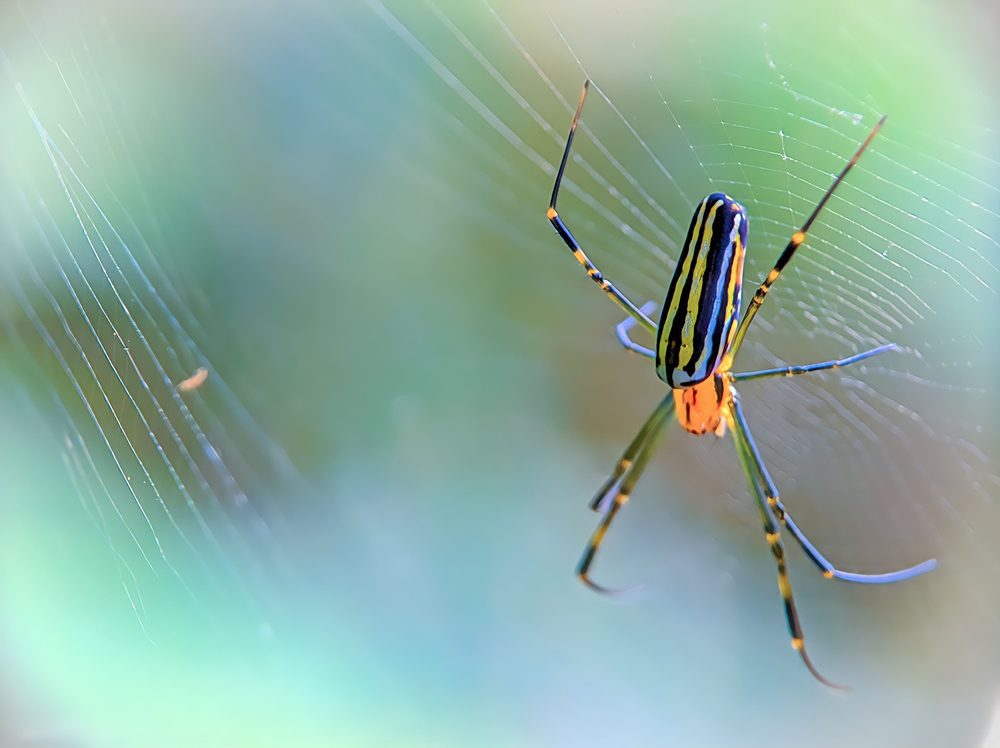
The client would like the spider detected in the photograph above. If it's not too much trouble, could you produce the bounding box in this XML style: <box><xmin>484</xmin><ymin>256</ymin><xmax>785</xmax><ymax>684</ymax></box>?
<box><xmin>546</xmin><ymin>80</ymin><xmax>937</xmax><ymax>689</ymax></box>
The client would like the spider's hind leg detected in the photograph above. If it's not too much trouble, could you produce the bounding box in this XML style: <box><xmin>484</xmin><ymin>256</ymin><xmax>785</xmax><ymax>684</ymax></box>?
<box><xmin>547</xmin><ymin>80</ymin><xmax>657</xmax><ymax>333</ymax></box>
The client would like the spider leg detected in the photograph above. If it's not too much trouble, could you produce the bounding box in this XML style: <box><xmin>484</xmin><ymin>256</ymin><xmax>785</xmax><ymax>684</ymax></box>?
<box><xmin>729</xmin><ymin>394</ymin><xmax>937</xmax><ymax>583</ymax></box>
<box><xmin>726</xmin><ymin>401</ymin><xmax>847</xmax><ymax>690</ymax></box>
<box><xmin>730</xmin><ymin>343</ymin><xmax>899</xmax><ymax>383</ymax></box>
<box><xmin>724</xmin><ymin>115</ymin><xmax>886</xmax><ymax>365</ymax></box>
<box><xmin>547</xmin><ymin>80</ymin><xmax>657</xmax><ymax>333</ymax></box>
<box><xmin>578</xmin><ymin>394</ymin><xmax>675</xmax><ymax>594</ymax></box>
<box><xmin>589</xmin><ymin>389</ymin><xmax>674</xmax><ymax>512</ymax></box>
<box><xmin>615</xmin><ymin>300</ymin><xmax>658</xmax><ymax>359</ymax></box>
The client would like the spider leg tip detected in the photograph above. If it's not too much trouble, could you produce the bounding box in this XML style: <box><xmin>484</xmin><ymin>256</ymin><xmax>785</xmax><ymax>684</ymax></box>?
<box><xmin>901</xmin><ymin>557</ymin><xmax>939</xmax><ymax>580</ymax></box>
<box><xmin>577</xmin><ymin>572</ymin><xmax>645</xmax><ymax>599</ymax></box>
<box><xmin>797</xmin><ymin>645</ymin><xmax>851</xmax><ymax>692</ymax></box>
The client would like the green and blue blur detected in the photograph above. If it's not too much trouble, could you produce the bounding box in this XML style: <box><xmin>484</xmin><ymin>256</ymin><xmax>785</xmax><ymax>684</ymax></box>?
<box><xmin>0</xmin><ymin>1</ymin><xmax>998</xmax><ymax>746</ymax></box>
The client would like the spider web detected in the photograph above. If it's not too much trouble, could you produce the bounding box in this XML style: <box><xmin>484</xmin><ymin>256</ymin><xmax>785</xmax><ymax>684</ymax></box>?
<box><xmin>0</xmin><ymin>9</ymin><xmax>306</xmax><ymax>641</ymax></box>
<box><xmin>360</xmin><ymin>0</ymin><xmax>1000</xmax><ymax>741</ymax></box>
<box><xmin>1</xmin><ymin>0</ymin><xmax>998</xmax><ymax>745</ymax></box>
<box><xmin>362</xmin><ymin>0</ymin><xmax>999</xmax><ymax>558</ymax></box>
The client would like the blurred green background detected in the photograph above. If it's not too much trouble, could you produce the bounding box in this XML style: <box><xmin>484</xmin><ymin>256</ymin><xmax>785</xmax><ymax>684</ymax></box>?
<box><xmin>0</xmin><ymin>0</ymin><xmax>998</xmax><ymax>746</ymax></box>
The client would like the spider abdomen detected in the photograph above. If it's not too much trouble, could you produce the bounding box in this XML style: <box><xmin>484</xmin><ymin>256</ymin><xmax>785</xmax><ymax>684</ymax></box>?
<box><xmin>656</xmin><ymin>193</ymin><xmax>747</xmax><ymax>387</ymax></box>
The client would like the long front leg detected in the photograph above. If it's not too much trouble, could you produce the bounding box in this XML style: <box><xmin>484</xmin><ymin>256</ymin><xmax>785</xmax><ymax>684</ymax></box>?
<box><xmin>578</xmin><ymin>394</ymin><xmax>675</xmax><ymax>593</ymax></box>
<box><xmin>729</xmin><ymin>395</ymin><xmax>937</xmax><ymax>584</ymax></box>
<box><xmin>548</xmin><ymin>80</ymin><xmax>656</xmax><ymax>333</ymax></box>
<box><xmin>589</xmin><ymin>390</ymin><xmax>674</xmax><ymax>511</ymax></box>
<box><xmin>727</xmin><ymin>404</ymin><xmax>846</xmax><ymax>690</ymax></box>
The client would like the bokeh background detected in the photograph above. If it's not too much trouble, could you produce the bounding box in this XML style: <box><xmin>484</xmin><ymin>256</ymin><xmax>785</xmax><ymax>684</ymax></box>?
<box><xmin>0</xmin><ymin>1</ymin><xmax>998</xmax><ymax>746</ymax></box>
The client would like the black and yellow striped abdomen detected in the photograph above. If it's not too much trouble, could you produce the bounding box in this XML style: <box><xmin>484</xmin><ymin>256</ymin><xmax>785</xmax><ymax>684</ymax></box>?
<box><xmin>656</xmin><ymin>193</ymin><xmax>748</xmax><ymax>388</ymax></box>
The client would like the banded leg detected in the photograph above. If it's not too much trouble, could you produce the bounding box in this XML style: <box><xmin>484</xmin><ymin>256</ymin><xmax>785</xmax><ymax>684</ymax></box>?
<box><xmin>578</xmin><ymin>394</ymin><xmax>675</xmax><ymax>593</ymax></box>
<box><xmin>589</xmin><ymin>391</ymin><xmax>675</xmax><ymax>512</ymax></box>
<box><xmin>730</xmin><ymin>343</ymin><xmax>899</xmax><ymax>384</ymax></box>
<box><xmin>548</xmin><ymin>80</ymin><xmax>657</xmax><ymax>333</ymax></box>
<box><xmin>729</xmin><ymin>394</ymin><xmax>937</xmax><ymax>583</ymax></box>
<box><xmin>728</xmin><ymin>405</ymin><xmax>846</xmax><ymax>690</ymax></box>
<box><xmin>724</xmin><ymin>115</ymin><xmax>887</xmax><ymax>365</ymax></box>
<box><xmin>615</xmin><ymin>300</ymin><xmax>658</xmax><ymax>359</ymax></box>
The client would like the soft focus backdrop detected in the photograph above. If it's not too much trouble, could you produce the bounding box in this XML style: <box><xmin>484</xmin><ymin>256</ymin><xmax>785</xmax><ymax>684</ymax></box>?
<box><xmin>1</xmin><ymin>1</ymin><xmax>998</xmax><ymax>746</ymax></box>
